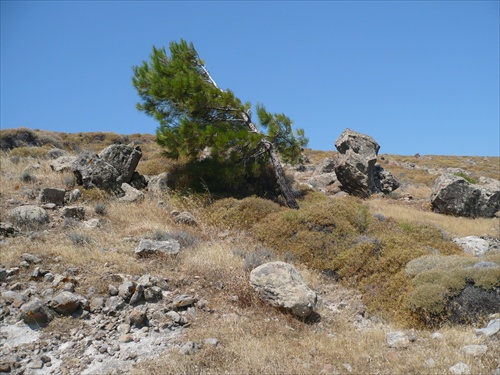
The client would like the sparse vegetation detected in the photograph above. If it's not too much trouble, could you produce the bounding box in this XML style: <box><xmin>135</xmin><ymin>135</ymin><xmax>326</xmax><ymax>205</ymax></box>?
<box><xmin>0</xmin><ymin>130</ymin><xmax>499</xmax><ymax>375</ymax></box>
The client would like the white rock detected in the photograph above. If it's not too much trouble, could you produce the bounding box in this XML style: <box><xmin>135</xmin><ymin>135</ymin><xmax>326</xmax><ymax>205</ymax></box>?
<box><xmin>386</xmin><ymin>331</ymin><xmax>410</xmax><ymax>349</ymax></box>
<box><xmin>462</xmin><ymin>344</ymin><xmax>488</xmax><ymax>356</ymax></box>
<box><xmin>424</xmin><ymin>358</ymin><xmax>435</xmax><ymax>368</ymax></box>
<box><xmin>475</xmin><ymin>319</ymin><xmax>500</xmax><ymax>337</ymax></box>
<box><xmin>453</xmin><ymin>236</ymin><xmax>489</xmax><ymax>256</ymax></box>
<box><xmin>250</xmin><ymin>261</ymin><xmax>317</xmax><ymax>318</ymax></box>
<box><xmin>449</xmin><ymin>362</ymin><xmax>471</xmax><ymax>375</ymax></box>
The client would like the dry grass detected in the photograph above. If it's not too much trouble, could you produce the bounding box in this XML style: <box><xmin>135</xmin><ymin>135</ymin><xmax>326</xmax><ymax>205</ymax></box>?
<box><xmin>1</xmin><ymin>131</ymin><xmax>499</xmax><ymax>375</ymax></box>
<box><xmin>367</xmin><ymin>198</ymin><xmax>500</xmax><ymax>238</ymax></box>
<box><xmin>133</xmin><ymin>287</ymin><xmax>499</xmax><ymax>375</ymax></box>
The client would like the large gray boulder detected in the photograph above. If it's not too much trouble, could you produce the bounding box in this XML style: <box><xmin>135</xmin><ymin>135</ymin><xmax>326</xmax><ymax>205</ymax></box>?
<box><xmin>249</xmin><ymin>261</ymin><xmax>317</xmax><ymax>318</ymax></box>
<box><xmin>71</xmin><ymin>150</ymin><xmax>122</xmax><ymax>192</ymax></box>
<box><xmin>8</xmin><ymin>205</ymin><xmax>49</xmax><ymax>226</ymax></box>
<box><xmin>71</xmin><ymin>144</ymin><xmax>143</xmax><ymax>194</ymax></box>
<box><xmin>334</xmin><ymin>129</ymin><xmax>398</xmax><ymax>197</ymax></box>
<box><xmin>98</xmin><ymin>144</ymin><xmax>142</xmax><ymax>184</ymax></box>
<box><xmin>430</xmin><ymin>174</ymin><xmax>500</xmax><ymax>218</ymax></box>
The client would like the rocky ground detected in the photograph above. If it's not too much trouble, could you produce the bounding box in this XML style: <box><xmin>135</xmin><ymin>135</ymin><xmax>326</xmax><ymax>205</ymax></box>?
<box><xmin>1</xmin><ymin>129</ymin><xmax>499</xmax><ymax>374</ymax></box>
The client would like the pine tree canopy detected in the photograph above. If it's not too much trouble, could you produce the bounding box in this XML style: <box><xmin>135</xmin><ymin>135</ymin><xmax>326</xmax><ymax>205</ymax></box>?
<box><xmin>132</xmin><ymin>39</ymin><xmax>308</xmax><ymax>207</ymax></box>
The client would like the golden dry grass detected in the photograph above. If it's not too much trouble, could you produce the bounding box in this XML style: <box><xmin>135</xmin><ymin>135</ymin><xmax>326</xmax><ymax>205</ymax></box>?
<box><xmin>1</xmin><ymin>132</ymin><xmax>499</xmax><ymax>375</ymax></box>
<box><xmin>367</xmin><ymin>198</ymin><xmax>500</xmax><ymax>238</ymax></box>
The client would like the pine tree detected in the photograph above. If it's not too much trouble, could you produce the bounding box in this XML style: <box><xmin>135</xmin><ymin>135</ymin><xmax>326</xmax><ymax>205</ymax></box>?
<box><xmin>132</xmin><ymin>39</ymin><xmax>308</xmax><ymax>208</ymax></box>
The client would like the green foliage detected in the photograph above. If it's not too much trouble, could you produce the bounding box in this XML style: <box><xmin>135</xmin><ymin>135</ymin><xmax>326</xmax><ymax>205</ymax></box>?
<box><xmin>454</xmin><ymin>172</ymin><xmax>478</xmax><ymax>184</ymax></box>
<box><xmin>246</xmin><ymin>193</ymin><xmax>466</xmax><ymax>325</ymax></box>
<box><xmin>132</xmin><ymin>39</ymin><xmax>307</xmax><ymax>196</ymax></box>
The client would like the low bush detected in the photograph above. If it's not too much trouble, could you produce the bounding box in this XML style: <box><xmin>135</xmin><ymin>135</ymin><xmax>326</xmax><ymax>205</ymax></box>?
<box><xmin>407</xmin><ymin>253</ymin><xmax>500</xmax><ymax>325</ymax></box>
<box><xmin>208</xmin><ymin>196</ymin><xmax>284</xmax><ymax>231</ymax></box>
<box><xmin>67</xmin><ymin>231</ymin><xmax>93</xmax><ymax>247</ymax></box>
<box><xmin>250</xmin><ymin>192</ymin><xmax>464</xmax><ymax>326</ymax></box>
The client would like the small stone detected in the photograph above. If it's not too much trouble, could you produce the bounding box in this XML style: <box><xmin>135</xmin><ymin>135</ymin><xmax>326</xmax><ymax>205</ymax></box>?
<box><xmin>20</xmin><ymin>298</ymin><xmax>54</xmax><ymax>325</ymax></box>
<box><xmin>108</xmin><ymin>284</ymin><xmax>119</xmax><ymax>296</ymax></box>
<box><xmin>449</xmin><ymin>362</ymin><xmax>471</xmax><ymax>375</ymax></box>
<box><xmin>44</xmin><ymin>273</ymin><xmax>55</xmax><ymax>282</ymax></box>
<box><xmin>173</xmin><ymin>294</ymin><xmax>195</xmax><ymax>309</ymax></box>
<box><xmin>28</xmin><ymin>359</ymin><xmax>44</xmax><ymax>369</ymax></box>
<box><xmin>105</xmin><ymin>296</ymin><xmax>126</xmax><ymax>312</ymax></box>
<box><xmin>204</xmin><ymin>338</ymin><xmax>219</xmax><ymax>346</ymax></box>
<box><xmin>129</xmin><ymin>284</ymin><xmax>144</xmax><ymax>305</ymax></box>
<box><xmin>98</xmin><ymin>345</ymin><xmax>108</xmax><ymax>354</ymax></box>
<box><xmin>144</xmin><ymin>286</ymin><xmax>162</xmax><ymax>302</ymax></box>
<box><xmin>179</xmin><ymin>341</ymin><xmax>200</xmax><ymax>355</ymax></box>
<box><xmin>462</xmin><ymin>344</ymin><xmax>488</xmax><ymax>356</ymax></box>
<box><xmin>135</xmin><ymin>239</ymin><xmax>180</xmax><ymax>257</ymax></box>
<box><xmin>127</xmin><ymin>352</ymin><xmax>137</xmax><ymax>360</ymax></box>
<box><xmin>117</xmin><ymin>323</ymin><xmax>130</xmax><ymax>334</ymax></box>
<box><xmin>475</xmin><ymin>319</ymin><xmax>500</xmax><ymax>337</ymax></box>
<box><xmin>137</xmin><ymin>274</ymin><xmax>152</xmax><ymax>286</ymax></box>
<box><xmin>50</xmin><ymin>291</ymin><xmax>82</xmax><ymax>315</ymax></box>
<box><xmin>128</xmin><ymin>307</ymin><xmax>147</xmax><ymax>327</ymax></box>
<box><xmin>61</xmin><ymin>206</ymin><xmax>85</xmax><ymax>221</ymax></box>
<box><xmin>431</xmin><ymin>332</ymin><xmax>444</xmax><ymax>340</ymax></box>
<box><xmin>21</xmin><ymin>253</ymin><xmax>42</xmax><ymax>264</ymax></box>
<box><xmin>118</xmin><ymin>334</ymin><xmax>133</xmax><ymax>343</ymax></box>
<box><xmin>166</xmin><ymin>310</ymin><xmax>181</xmax><ymax>323</ymax></box>
<box><xmin>386</xmin><ymin>331</ymin><xmax>410</xmax><ymax>349</ymax></box>
<box><xmin>424</xmin><ymin>358</ymin><xmax>435</xmax><ymax>368</ymax></box>
<box><xmin>89</xmin><ymin>296</ymin><xmax>106</xmax><ymax>312</ymax></box>
<box><xmin>173</xmin><ymin>212</ymin><xmax>197</xmax><ymax>226</ymax></box>
<box><xmin>118</xmin><ymin>281</ymin><xmax>136</xmax><ymax>301</ymax></box>
<box><xmin>62</xmin><ymin>282</ymin><xmax>75</xmax><ymax>292</ymax></box>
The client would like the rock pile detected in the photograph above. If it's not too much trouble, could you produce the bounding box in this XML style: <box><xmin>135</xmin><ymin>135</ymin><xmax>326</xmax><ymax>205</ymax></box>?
<box><xmin>0</xmin><ymin>255</ymin><xmax>203</xmax><ymax>374</ymax></box>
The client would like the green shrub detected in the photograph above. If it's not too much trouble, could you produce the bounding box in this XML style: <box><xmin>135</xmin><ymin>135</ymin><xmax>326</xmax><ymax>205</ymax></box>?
<box><xmin>454</xmin><ymin>172</ymin><xmax>478</xmax><ymax>184</ymax></box>
<box><xmin>208</xmin><ymin>196</ymin><xmax>283</xmax><ymax>230</ymax></box>
<box><xmin>252</xmin><ymin>194</ymin><xmax>464</xmax><ymax>326</ymax></box>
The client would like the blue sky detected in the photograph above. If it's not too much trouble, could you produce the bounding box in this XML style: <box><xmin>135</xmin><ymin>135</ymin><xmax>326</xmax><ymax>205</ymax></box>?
<box><xmin>1</xmin><ymin>1</ymin><xmax>499</xmax><ymax>156</ymax></box>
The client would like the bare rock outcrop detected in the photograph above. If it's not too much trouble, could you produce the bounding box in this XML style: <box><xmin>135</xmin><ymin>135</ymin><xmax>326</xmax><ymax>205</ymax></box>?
<box><xmin>430</xmin><ymin>174</ymin><xmax>500</xmax><ymax>218</ymax></box>
<box><xmin>334</xmin><ymin>129</ymin><xmax>399</xmax><ymax>197</ymax></box>
<box><xmin>71</xmin><ymin>144</ymin><xmax>144</xmax><ymax>194</ymax></box>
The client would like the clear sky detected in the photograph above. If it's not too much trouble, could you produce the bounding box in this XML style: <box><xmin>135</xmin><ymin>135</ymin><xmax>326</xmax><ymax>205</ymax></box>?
<box><xmin>1</xmin><ymin>1</ymin><xmax>499</xmax><ymax>156</ymax></box>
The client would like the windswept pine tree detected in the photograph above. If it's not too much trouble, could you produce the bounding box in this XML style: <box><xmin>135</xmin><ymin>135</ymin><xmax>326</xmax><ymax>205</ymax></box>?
<box><xmin>132</xmin><ymin>40</ymin><xmax>307</xmax><ymax>208</ymax></box>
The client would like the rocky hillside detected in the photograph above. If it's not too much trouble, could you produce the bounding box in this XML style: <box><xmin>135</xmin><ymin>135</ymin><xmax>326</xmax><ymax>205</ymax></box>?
<box><xmin>0</xmin><ymin>128</ymin><xmax>499</xmax><ymax>375</ymax></box>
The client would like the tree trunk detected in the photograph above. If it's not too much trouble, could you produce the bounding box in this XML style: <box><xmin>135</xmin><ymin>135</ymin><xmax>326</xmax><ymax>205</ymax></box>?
<box><xmin>261</xmin><ymin>140</ymin><xmax>299</xmax><ymax>209</ymax></box>
<box><xmin>202</xmin><ymin>68</ymin><xmax>299</xmax><ymax>210</ymax></box>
